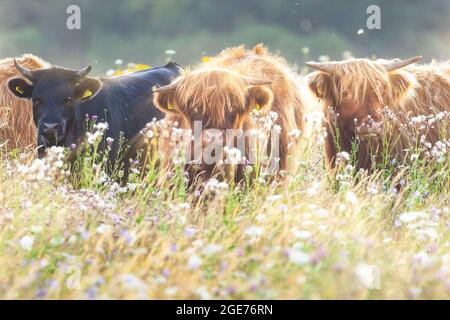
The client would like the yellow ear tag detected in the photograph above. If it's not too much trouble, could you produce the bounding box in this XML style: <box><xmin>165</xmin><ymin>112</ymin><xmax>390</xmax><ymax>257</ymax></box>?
<box><xmin>255</xmin><ymin>103</ymin><xmax>261</xmax><ymax>111</ymax></box>
<box><xmin>82</xmin><ymin>89</ymin><xmax>93</xmax><ymax>99</ymax></box>
<box><xmin>168</xmin><ymin>103</ymin><xmax>175</xmax><ymax>110</ymax></box>
<box><xmin>16</xmin><ymin>86</ymin><xmax>24</xmax><ymax>95</ymax></box>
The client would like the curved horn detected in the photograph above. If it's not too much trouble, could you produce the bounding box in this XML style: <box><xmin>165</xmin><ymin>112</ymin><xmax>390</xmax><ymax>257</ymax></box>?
<box><xmin>240</xmin><ymin>75</ymin><xmax>273</xmax><ymax>86</ymax></box>
<box><xmin>383</xmin><ymin>56</ymin><xmax>422</xmax><ymax>72</ymax></box>
<box><xmin>153</xmin><ymin>82</ymin><xmax>178</xmax><ymax>93</ymax></box>
<box><xmin>74</xmin><ymin>65</ymin><xmax>92</xmax><ymax>79</ymax></box>
<box><xmin>306</xmin><ymin>61</ymin><xmax>336</xmax><ymax>74</ymax></box>
<box><xmin>14</xmin><ymin>58</ymin><xmax>35</xmax><ymax>81</ymax></box>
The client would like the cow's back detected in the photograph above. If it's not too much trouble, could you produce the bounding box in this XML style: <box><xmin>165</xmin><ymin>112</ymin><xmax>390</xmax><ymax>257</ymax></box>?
<box><xmin>73</xmin><ymin>63</ymin><xmax>181</xmax><ymax>156</ymax></box>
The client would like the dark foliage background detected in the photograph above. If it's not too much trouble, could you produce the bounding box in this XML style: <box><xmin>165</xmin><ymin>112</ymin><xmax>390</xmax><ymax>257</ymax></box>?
<box><xmin>1</xmin><ymin>0</ymin><xmax>448</xmax><ymax>72</ymax></box>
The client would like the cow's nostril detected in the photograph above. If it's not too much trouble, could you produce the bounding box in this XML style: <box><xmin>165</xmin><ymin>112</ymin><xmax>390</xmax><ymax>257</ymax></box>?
<box><xmin>42</xmin><ymin>122</ymin><xmax>59</xmax><ymax>135</ymax></box>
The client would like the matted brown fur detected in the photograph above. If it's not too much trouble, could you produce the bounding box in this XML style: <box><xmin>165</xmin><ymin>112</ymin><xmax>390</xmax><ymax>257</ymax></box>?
<box><xmin>153</xmin><ymin>44</ymin><xmax>305</xmax><ymax>182</ymax></box>
<box><xmin>307</xmin><ymin>58</ymin><xmax>449</xmax><ymax>170</ymax></box>
<box><xmin>0</xmin><ymin>54</ymin><xmax>48</xmax><ymax>149</ymax></box>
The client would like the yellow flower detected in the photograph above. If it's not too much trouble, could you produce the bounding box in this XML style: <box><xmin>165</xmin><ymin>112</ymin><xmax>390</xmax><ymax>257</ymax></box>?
<box><xmin>201</xmin><ymin>56</ymin><xmax>211</xmax><ymax>63</ymax></box>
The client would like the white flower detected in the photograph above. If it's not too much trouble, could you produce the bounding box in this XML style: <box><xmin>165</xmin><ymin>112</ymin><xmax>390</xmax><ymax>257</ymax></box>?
<box><xmin>202</xmin><ymin>244</ymin><xmax>223</xmax><ymax>256</ymax></box>
<box><xmin>204</xmin><ymin>179</ymin><xmax>228</xmax><ymax>193</ymax></box>
<box><xmin>96</xmin><ymin>224</ymin><xmax>112</xmax><ymax>234</ymax></box>
<box><xmin>20</xmin><ymin>235</ymin><xmax>34</xmax><ymax>251</ymax></box>
<box><xmin>416</xmin><ymin>228</ymin><xmax>438</xmax><ymax>241</ymax></box>
<box><xmin>354</xmin><ymin>263</ymin><xmax>380</xmax><ymax>289</ymax></box>
<box><xmin>115</xmin><ymin>59</ymin><xmax>123</xmax><ymax>66</ymax></box>
<box><xmin>164</xmin><ymin>286</ymin><xmax>179</xmax><ymax>296</ymax></box>
<box><xmin>30</xmin><ymin>225</ymin><xmax>43</xmax><ymax>234</ymax></box>
<box><xmin>336</xmin><ymin>151</ymin><xmax>351</xmax><ymax>162</ymax></box>
<box><xmin>346</xmin><ymin>191</ymin><xmax>358</xmax><ymax>204</ymax></box>
<box><xmin>292</xmin><ymin>229</ymin><xmax>312</xmax><ymax>240</ymax></box>
<box><xmin>194</xmin><ymin>287</ymin><xmax>211</xmax><ymax>300</ymax></box>
<box><xmin>224</xmin><ymin>146</ymin><xmax>242</xmax><ymax>164</ymax></box>
<box><xmin>288</xmin><ymin>249</ymin><xmax>310</xmax><ymax>265</ymax></box>
<box><xmin>314</xmin><ymin>208</ymin><xmax>329</xmax><ymax>218</ymax></box>
<box><xmin>121</xmin><ymin>274</ymin><xmax>148</xmax><ymax>291</ymax></box>
<box><xmin>188</xmin><ymin>255</ymin><xmax>202</xmax><ymax>270</ymax></box>
<box><xmin>184</xmin><ymin>227</ymin><xmax>197</xmax><ymax>237</ymax></box>
<box><xmin>244</xmin><ymin>226</ymin><xmax>264</xmax><ymax>237</ymax></box>
<box><xmin>266</xmin><ymin>194</ymin><xmax>282</xmax><ymax>202</ymax></box>
<box><xmin>398</xmin><ymin>211</ymin><xmax>427</xmax><ymax>223</ymax></box>
<box><xmin>106</xmin><ymin>69</ymin><xmax>115</xmax><ymax>77</ymax></box>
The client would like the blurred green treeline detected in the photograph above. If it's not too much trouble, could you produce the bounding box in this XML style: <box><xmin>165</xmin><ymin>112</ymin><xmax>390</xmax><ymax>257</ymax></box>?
<box><xmin>0</xmin><ymin>0</ymin><xmax>449</xmax><ymax>73</ymax></box>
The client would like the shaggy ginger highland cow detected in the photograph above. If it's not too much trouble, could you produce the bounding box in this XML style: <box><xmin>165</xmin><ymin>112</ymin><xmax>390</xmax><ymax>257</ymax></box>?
<box><xmin>306</xmin><ymin>56</ymin><xmax>450</xmax><ymax>171</ymax></box>
<box><xmin>150</xmin><ymin>44</ymin><xmax>305</xmax><ymax>184</ymax></box>
<box><xmin>0</xmin><ymin>54</ymin><xmax>48</xmax><ymax>149</ymax></box>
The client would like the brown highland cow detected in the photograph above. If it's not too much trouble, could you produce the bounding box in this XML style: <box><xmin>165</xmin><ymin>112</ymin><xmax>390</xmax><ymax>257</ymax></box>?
<box><xmin>144</xmin><ymin>44</ymin><xmax>305</xmax><ymax>184</ymax></box>
<box><xmin>0</xmin><ymin>54</ymin><xmax>48</xmax><ymax>149</ymax></box>
<box><xmin>306</xmin><ymin>57</ymin><xmax>450</xmax><ymax>171</ymax></box>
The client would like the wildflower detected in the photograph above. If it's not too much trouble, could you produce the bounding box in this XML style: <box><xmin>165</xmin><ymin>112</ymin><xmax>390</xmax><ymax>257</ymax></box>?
<box><xmin>115</xmin><ymin>59</ymin><xmax>123</xmax><ymax>66</ymax></box>
<box><xmin>194</xmin><ymin>287</ymin><xmax>211</xmax><ymax>300</ymax></box>
<box><xmin>184</xmin><ymin>227</ymin><xmax>197</xmax><ymax>237</ymax></box>
<box><xmin>336</xmin><ymin>151</ymin><xmax>351</xmax><ymax>162</ymax></box>
<box><xmin>188</xmin><ymin>255</ymin><xmax>202</xmax><ymax>270</ymax></box>
<box><xmin>244</xmin><ymin>226</ymin><xmax>264</xmax><ymax>237</ymax></box>
<box><xmin>202</xmin><ymin>244</ymin><xmax>223</xmax><ymax>256</ymax></box>
<box><xmin>164</xmin><ymin>287</ymin><xmax>178</xmax><ymax>296</ymax></box>
<box><xmin>224</xmin><ymin>146</ymin><xmax>242</xmax><ymax>164</ymax></box>
<box><xmin>266</xmin><ymin>194</ymin><xmax>282</xmax><ymax>202</ymax></box>
<box><xmin>288</xmin><ymin>249</ymin><xmax>311</xmax><ymax>265</ymax></box>
<box><xmin>204</xmin><ymin>179</ymin><xmax>228</xmax><ymax>194</ymax></box>
<box><xmin>354</xmin><ymin>263</ymin><xmax>380</xmax><ymax>289</ymax></box>
<box><xmin>292</xmin><ymin>228</ymin><xmax>312</xmax><ymax>240</ymax></box>
<box><xmin>106</xmin><ymin>137</ymin><xmax>114</xmax><ymax>146</ymax></box>
<box><xmin>346</xmin><ymin>191</ymin><xmax>358</xmax><ymax>204</ymax></box>
<box><xmin>30</xmin><ymin>225</ymin><xmax>43</xmax><ymax>234</ymax></box>
<box><xmin>20</xmin><ymin>235</ymin><xmax>34</xmax><ymax>251</ymax></box>
<box><xmin>367</xmin><ymin>184</ymin><xmax>379</xmax><ymax>195</ymax></box>
<box><xmin>255</xmin><ymin>214</ymin><xmax>266</xmax><ymax>222</ymax></box>
<box><xmin>314</xmin><ymin>208</ymin><xmax>329</xmax><ymax>218</ymax></box>
<box><xmin>96</xmin><ymin>224</ymin><xmax>112</xmax><ymax>234</ymax></box>
<box><xmin>121</xmin><ymin>274</ymin><xmax>148</xmax><ymax>292</ymax></box>
<box><xmin>398</xmin><ymin>211</ymin><xmax>427</xmax><ymax>223</ymax></box>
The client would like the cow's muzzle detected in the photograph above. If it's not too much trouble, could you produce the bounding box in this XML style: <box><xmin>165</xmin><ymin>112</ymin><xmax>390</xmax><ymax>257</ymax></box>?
<box><xmin>356</xmin><ymin>120</ymin><xmax>384</xmax><ymax>140</ymax></box>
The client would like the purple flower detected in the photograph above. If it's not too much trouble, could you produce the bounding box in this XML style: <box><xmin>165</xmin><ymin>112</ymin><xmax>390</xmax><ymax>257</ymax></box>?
<box><xmin>162</xmin><ymin>268</ymin><xmax>170</xmax><ymax>278</ymax></box>
<box><xmin>36</xmin><ymin>289</ymin><xmax>47</xmax><ymax>299</ymax></box>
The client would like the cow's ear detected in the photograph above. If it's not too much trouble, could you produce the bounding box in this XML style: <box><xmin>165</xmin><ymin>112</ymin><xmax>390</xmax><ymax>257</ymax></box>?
<box><xmin>75</xmin><ymin>77</ymin><xmax>102</xmax><ymax>101</ymax></box>
<box><xmin>308</xmin><ymin>72</ymin><xmax>333</xmax><ymax>100</ymax></box>
<box><xmin>7</xmin><ymin>78</ymin><xmax>33</xmax><ymax>99</ymax></box>
<box><xmin>153</xmin><ymin>88</ymin><xmax>179</xmax><ymax>114</ymax></box>
<box><xmin>388</xmin><ymin>71</ymin><xmax>417</xmax><ymax>104</ymax></box>
<box><xmin>245</xmin><ymin>85</ymin><xmax>273</xmax><ymax>112</ymax></box>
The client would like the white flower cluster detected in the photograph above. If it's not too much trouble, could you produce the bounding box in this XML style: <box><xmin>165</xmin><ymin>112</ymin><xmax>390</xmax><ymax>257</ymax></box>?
<box><xmin>17</xmin><ymin>146</ymin><xmax>67</xmax><ymax>185</ymax></box>
<box><xmin>86</xmin><ymin>122</ymin><xmax>109</xmax><ymax>145</ymax></box>
<box><xmin>203</xmin><ymin>178</ymin><xmax>228</xmax><ymax>194</ymax></box>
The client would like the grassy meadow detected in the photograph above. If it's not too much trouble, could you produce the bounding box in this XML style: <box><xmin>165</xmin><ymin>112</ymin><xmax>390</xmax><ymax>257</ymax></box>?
<box><xmin>0</xmin><ymin>61</ymin><xmax>449</xmax><ymax>300</ymax></box>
